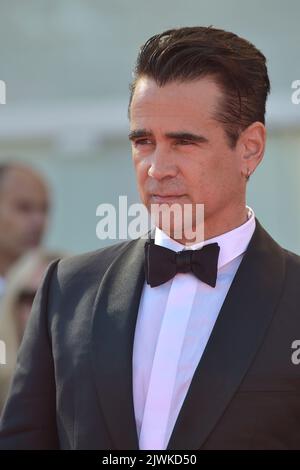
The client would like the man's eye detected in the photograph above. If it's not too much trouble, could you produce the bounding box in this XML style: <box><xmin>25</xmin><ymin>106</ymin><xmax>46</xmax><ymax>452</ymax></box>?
<box><xmin>176</xmin><ymin>139</ymin><xmax>194</xmax><ymax>146</ymax></box>
<box><xmin>134</xmin><ymin>139</ymin><xmax>153</xmax><ymax>146</ymax></box>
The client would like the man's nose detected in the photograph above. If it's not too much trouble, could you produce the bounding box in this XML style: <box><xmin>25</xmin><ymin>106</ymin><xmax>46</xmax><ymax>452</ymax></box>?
<box><xmin>147</xmin><ymin>145</ymin><xmax>178</xmax><ymax>180</ymax></box>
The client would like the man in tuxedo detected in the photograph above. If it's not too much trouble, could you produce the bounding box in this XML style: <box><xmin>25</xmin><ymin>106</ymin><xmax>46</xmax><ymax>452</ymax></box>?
<box><xmin>1</xmin><ymin>26</ymin><xmax>300</xmax><ymax>450</ymax></box>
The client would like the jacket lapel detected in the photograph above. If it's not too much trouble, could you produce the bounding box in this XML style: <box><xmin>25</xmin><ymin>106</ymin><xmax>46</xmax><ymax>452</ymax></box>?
<box><xmin>90</xmin><ymin>235</ymin><xmax>148</xmax><ymax>450</ymax></box>
<box><xmin>167</xmin><ymin>219</ymin><xmax>286</xmax><ymax>449</ymax></box>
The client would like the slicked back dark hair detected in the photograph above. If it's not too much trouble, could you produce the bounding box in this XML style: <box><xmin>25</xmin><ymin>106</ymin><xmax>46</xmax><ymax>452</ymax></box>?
<box><xmin>129</xmin><ymin>26</ymin><xmax>270</xmax><ymax>148</ymax></box>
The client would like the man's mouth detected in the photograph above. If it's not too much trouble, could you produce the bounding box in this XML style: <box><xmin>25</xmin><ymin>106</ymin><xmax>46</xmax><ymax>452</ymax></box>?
<box><xmin>150</xmin><ymin>194</ymin><xmax>186</xmax><ymax>203</ymax></box>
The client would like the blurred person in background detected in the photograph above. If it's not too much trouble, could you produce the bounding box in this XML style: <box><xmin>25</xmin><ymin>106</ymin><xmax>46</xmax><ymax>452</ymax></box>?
<box><xmin>0</xmin><ymin>163</ymin><xmax>50</xmax><ymax>300</ymax></box>
<box><xmin>0</xmin><ymin>249</ymin><xmax>64</xmax><ymax>414</ymax></box>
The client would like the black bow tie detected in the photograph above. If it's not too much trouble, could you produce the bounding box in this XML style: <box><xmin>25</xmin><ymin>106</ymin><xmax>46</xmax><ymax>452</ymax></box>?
<box><xmin>144</xmin><ymin>241</ymin><xmax>220</xmax><ymax>288</ymax></box>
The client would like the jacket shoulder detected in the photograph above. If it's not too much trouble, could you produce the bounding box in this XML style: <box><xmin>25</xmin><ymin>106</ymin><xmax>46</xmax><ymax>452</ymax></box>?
<box><xmin>50</xmin><ymin>239</ymin><xmax>134</xmax><ymax>289</ymax></box>
<box><xmin>283</xmin><ymin>247</ymin><xmax>300</xmax><ymax>262</ymax></box>
<box><xmin>283</xmin><ymin>247</ymin><xmax>300</xmax><ymax>273</ymax></box>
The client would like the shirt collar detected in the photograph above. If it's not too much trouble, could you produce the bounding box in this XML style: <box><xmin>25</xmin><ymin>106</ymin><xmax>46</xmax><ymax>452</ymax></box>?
<box><xmin>154</xmin><ymin>206</ymin><xmax>256</xmax><ymax>269</ymax></box>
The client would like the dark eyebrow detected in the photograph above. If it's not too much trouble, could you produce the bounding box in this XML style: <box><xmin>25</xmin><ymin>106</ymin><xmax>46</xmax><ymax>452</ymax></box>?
<box><xmin>128</xmin><ymin>129</ymin><xmax>152</xmax><ymax>141</ymax></box>
<box><xmin>128</xmin><ymin>129</ymin><xmax>208</xmax><ymax>143</ymax></box>
<box><xmin>165</xmin><ymin>132</ymin><xmax>209</xmax><ymax>143</ymax></box>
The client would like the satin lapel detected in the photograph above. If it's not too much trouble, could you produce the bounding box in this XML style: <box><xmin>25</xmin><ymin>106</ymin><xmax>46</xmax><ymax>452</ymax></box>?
<box><xmin>90</xmin><ymin>235</ymin><xmax>148</xmax><ymax>450</ymax></box>
<box><xmin>167</xmin><ymin>220</ymin><xmax>286</xmax><ymax>450</ymax></box>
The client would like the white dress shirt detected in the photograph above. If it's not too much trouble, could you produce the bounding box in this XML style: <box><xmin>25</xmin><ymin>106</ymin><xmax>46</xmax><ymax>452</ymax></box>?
<box><xmin>132</xmin><ymin>206</ymin><xmax>256</xmax><ymax>450</ymax></box>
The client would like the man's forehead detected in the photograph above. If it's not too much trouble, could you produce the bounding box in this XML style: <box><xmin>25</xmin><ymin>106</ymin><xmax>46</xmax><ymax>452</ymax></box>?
<box><xmin>130</xmin><ymin>76</ymin><xmax>222</xmax><ymax>124</ymax></box>
<box><xmin>0</xmin><ymin>170</ymin><xmax>48</xmax><ymax>200</ymax></box>
<box><xmin>132</xmin><ymin>76</ymin><xmax>222</xmax><ymax>101</ymax></box>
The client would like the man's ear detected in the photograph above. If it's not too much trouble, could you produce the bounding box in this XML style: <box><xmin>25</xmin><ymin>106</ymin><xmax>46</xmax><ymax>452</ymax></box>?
<box><xmin>238</xmin><ymin>122</ymin><xmax>266</xmax><ymax>179</ymax></box>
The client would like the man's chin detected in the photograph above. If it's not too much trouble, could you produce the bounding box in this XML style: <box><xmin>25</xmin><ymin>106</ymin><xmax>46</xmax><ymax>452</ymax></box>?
<box><xmin>146</xmin><ymin>199</ymin><xmax>204</xmax><ymax>242</ymax></box>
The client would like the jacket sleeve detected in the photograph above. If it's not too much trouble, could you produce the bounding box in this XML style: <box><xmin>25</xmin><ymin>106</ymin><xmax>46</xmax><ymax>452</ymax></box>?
<box><xmin>0</xmin><ymin>259</ymin><xmax>60</xmax><ymax>449</ymax></box>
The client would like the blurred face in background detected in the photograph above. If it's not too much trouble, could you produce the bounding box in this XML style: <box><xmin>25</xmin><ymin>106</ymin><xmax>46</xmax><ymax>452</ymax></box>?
<box><xmin>0</xmin><ymin>167</ymin><xmax>49</xmax><ymax>263</ymax></box>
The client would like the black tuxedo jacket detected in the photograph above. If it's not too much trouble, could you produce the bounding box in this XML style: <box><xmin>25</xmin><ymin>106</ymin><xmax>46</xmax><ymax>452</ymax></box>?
<box><xmin>1</xmin><ymin>218</ymin><xmax>300</xmax><ymax>450</ymax></box>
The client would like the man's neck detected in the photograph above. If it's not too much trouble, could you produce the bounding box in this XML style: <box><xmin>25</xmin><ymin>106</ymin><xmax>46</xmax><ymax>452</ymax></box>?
<box><xmin>203</xmin><ymin>205</ymin><xmax>250</xmax><ymax>242</ymax></box>
<box><xmin>164</xmin><ymin>204</ymin><xmax>249</xmax><ymax>246</ymax></box>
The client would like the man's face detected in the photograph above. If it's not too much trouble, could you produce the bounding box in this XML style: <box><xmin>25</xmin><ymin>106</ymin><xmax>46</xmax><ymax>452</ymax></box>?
<box><xmin>0</xmin><ymin>168</ymin><xmax>49</xmax><ymax>260</ymax></box>
<box><xmin>129</xmin><ymin>76</ymin><xmax>246</xmax><ymax>240</ymax></box>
